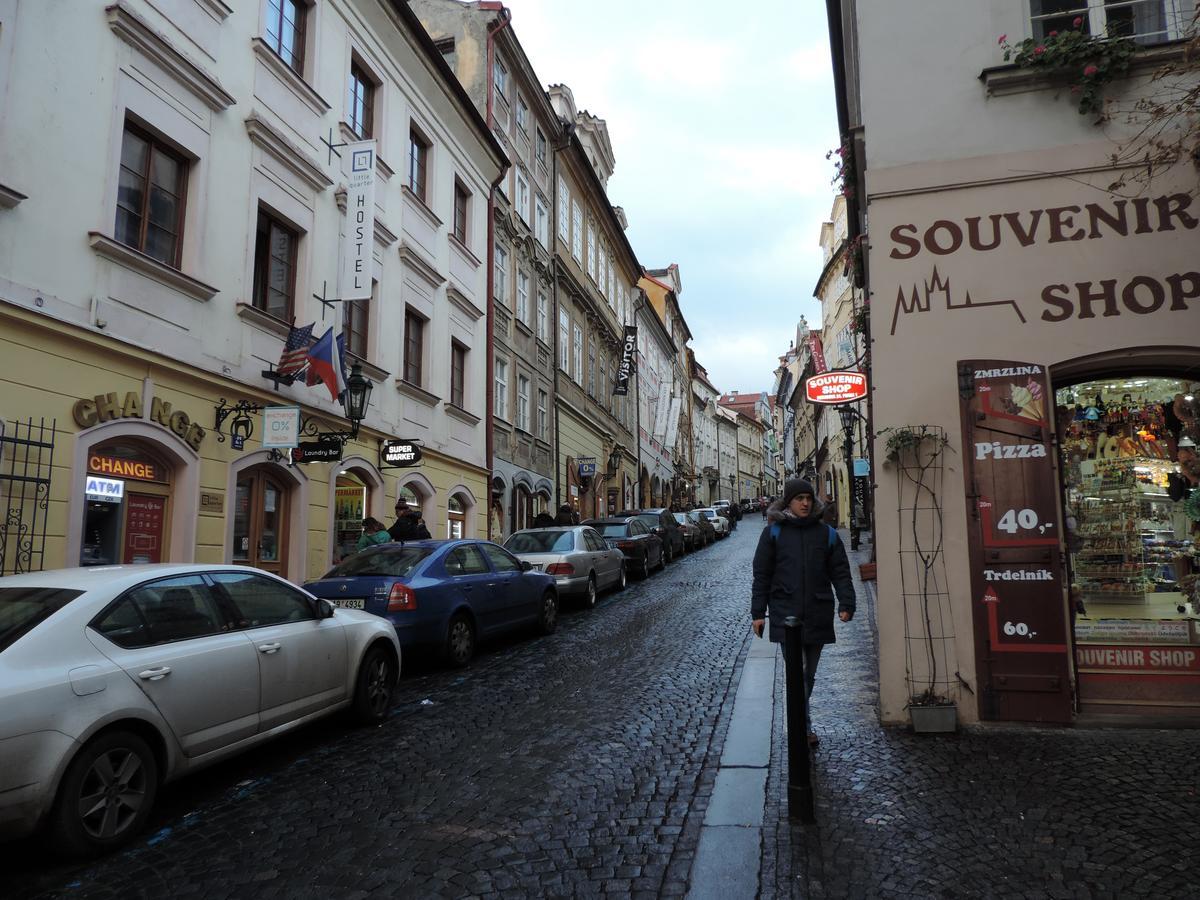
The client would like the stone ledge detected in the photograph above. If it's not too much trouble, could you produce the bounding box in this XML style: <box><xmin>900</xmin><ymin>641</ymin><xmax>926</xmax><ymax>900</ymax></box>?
<box><xmin>89</xmin><ymin>232</ymin><xmax>218</xmax><ymax>301</ymax></box>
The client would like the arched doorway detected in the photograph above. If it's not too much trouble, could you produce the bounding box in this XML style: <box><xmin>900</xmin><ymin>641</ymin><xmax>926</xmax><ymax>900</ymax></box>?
<box><xmin>396</xmin><ymin>472</ymin><xmax>436</xmax><ymax>534</ymax></box>
<box><xmin>80</xmin><ymin>439</ymin><xmax>174</xmax><ymax>566</ymax></box>
<box><xmin>512</xmin><ymin>480</ymin><xmax>534</xmax><ymax>532</ymax></box>
<box><xmin>329</xmin><ymin>458</ymin><xmax>385</xmax><ymax>564</ymax></box>
<box><xmin>233</xmin><ymin>465</ymin><xmax>291</xmax><ymax>576</ymax></box>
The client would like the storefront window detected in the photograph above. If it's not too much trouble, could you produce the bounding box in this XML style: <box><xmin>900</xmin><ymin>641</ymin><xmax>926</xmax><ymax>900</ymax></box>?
<box><xmin>81</xmin><ymin>442</ymin><xmax>171</xmax><ymax>566</ymax></box>
<box><xmin>447</xmin><ymin>494</ymin><xmax>466</xmax><ymax>539</ymax></box>
<box><xmin>333</xmin><ymin>473</ymin><xmax>367</xmax><ymax>563</ymax></box>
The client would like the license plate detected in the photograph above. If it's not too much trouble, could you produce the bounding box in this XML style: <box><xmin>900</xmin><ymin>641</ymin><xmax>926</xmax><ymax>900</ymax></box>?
<box><xmin>530</xmin><ymin>563</ymin><xmax>544</xmax><ymax>571</ymax></box>
<box><xmin>332</xmin><ymin>598</ymin><xmax>364</xmax><ymax>609</ymax></box>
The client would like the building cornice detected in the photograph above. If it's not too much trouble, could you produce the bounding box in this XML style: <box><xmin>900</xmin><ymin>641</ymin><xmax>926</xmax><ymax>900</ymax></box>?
<box><xmin>244</xmin><ymin>113</ymin><xmax>333</xmax><ymax>192</ymax></box>
<box><xmin>250</xmin><ymin>37</ymin><xmax>331</xmax><ymax>115</ymax></box>
<box><xmin>398</xmin><ymin>242</ymin><xmax>446</xmax><ymax>288</ymax></box>
<box><xmin>89</xmin><ymin>232</ymin><xmax>218</xmax><ymax>301</ymax></box>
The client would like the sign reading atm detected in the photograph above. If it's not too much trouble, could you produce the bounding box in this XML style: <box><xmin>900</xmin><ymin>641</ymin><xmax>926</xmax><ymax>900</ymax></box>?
<box><xmin>805</xmin><ymin>370</ymin><xmax>868</xmax><ymax>405</ymax></box>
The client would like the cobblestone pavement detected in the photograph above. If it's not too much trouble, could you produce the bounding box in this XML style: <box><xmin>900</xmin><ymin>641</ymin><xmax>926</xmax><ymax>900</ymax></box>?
<box><xmin>4</xmin><ymin>526</ymin><xmax>764</xmax><ymax>899</ymax></box>
<box><xmin>762</xmin><ymin>538</ymin><xmax>1200</xmax><ymax>899</ymax></box>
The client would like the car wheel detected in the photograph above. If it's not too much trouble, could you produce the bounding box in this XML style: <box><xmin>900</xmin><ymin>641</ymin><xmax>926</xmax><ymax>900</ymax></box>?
<box><xmin>50</xmin><ymin>730</ymin><xmax>159</xmax><ymax>857</ymax></box>
<box><xmin>351</xmin><ymin>642</ymin><xmax>397</xmax><ymax>724</ymax></box>
<box><xmin>615</xmin><ymin>564</ymin><xmax>627</xmax><ymax>591</ymax></box>
<box><xmin>583</xmin><ymin>574</ymin><xmax>598</xmax><ymax>609</ymax></box>
<box><xmin>444</xmin><ymin>613</ymin><xmax>475</xmax><ymax>667</ymax></box>
<box><xmin>537</xmin><ymin>590</ymin><xmax>559</xmax><ymax>634</ymax></box>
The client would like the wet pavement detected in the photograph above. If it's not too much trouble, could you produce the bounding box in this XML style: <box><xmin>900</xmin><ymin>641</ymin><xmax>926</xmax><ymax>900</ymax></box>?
<box><xmin>6</xmin><ymin>522</ymin><xmax>1199</xmax><ymax>898</ymax></box>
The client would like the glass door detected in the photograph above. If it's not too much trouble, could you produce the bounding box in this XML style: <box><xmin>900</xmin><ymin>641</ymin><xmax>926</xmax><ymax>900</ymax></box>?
<box><xmin>233</xmin><ymin>468</ymin><xmax>290</xmax><ymax>575</ymax></box>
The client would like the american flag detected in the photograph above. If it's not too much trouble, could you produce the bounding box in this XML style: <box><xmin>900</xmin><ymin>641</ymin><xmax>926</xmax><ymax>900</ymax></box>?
<box><xmin>277</xmin><ymin>323</ymin><xmax>315</xmax><ymax>376</ymax></box>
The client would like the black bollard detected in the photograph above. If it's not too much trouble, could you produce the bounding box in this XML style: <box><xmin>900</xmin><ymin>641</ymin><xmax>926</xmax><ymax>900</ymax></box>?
<box><xmin>782</xmin><ymin>615</ymin><xmax>815</xmax><ymax>823</ymax></box>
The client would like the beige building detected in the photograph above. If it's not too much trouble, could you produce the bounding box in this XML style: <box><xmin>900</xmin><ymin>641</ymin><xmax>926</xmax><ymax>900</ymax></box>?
<box><xmin>829</xmin><ymin>0</ymin><xmax>1200</xmax><ymax>726</ymax></box>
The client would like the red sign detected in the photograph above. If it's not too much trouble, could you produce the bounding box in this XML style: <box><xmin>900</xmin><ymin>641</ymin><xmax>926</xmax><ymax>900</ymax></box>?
<box><xmin>1076</xmin><ymin>644</ymin><xmax>1200</xmax><ymax>674</ymax></box>
<box><xmin>804</xmin><ymin>370</ymin><xmax>868</xmax><ymax>404</ymax></box>
<box><xmin>89</xmin><ymin>454</ymin><xmax>163</xmax><ymax>482</ymax></box>
<box><xmin>123</xmin><ymin>493</ymin><xmax>166</xmax><ymax>564</ymax></box>
<box><xmin>807</xmin><ymin>333</ymin><xmax>827</xmax><ymax>374</ymax></box>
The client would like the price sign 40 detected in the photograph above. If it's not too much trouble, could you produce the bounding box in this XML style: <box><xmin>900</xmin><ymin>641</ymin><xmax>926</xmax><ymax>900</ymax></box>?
<box><xmin>996</xmin><ymin>507</ymin><xmax>1054</xmax><ymax>535</ymax></box>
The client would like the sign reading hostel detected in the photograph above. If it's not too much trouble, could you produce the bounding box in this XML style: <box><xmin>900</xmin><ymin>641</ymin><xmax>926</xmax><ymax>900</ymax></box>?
<box><xmin>338</xmin><ymin>140</ymin><xmax>377</xmax><ymax>301</ymax></box>
<box><xmin>804</xmin><ymin>370</ymin><xmax>868</xmax><ymax>405</ymax></box>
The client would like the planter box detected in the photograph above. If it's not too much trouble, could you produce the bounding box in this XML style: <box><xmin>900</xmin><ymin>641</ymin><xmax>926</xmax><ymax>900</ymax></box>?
<box><xmin>908</xmin><ymin>703</ymin><xmax>957</xmax><ymax>734</ymax></box>
<box><xmin>858</xmin><ymin>562</ymin><xmax>877</xmax><ymax>581</ymax></box>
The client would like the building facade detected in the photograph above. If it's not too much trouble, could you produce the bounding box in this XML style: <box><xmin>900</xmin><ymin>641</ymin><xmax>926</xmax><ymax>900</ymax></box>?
<box><xmin>715</xmin><ymin>407</ymin><xmax>740</xmax><ymax>503</ymax></box>
<box><xmin>643</xmin><ymin>265</ymin><xmax>696</xmax><ymax>509</ymax></box>
<box><xmin>691</xmin><ymin>356</ymin><xmax>722</xmax><ymax>506</ymax></box>
<box><xmin>0</xmin><ymin>0</ymin><xmax>504</xmax><ymax>580</ymax></box>
<box><xmin>829</xmin><ymin>0</ymin><xmax>1200</xmax><ymax>726</ymax></box>
<box><xmin>633</xmin><ymin>289</ymin><xmax>677</xmax><ymax>508</ymax></box>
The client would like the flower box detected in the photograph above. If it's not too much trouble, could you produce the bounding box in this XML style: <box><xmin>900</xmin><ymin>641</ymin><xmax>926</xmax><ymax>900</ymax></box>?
<box><xmin>908</xmin><ymin>702</ymin><xmax>957</xmax><ymax>734</ymax></box>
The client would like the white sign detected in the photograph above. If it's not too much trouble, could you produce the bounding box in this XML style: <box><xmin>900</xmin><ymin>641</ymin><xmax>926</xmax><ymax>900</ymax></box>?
<box><xmin>1074</xmin><ymin>619</ymin><xmax>1192</xmax><ymax>645</ymax></box>
<box><xmin>337</xmin><ymin>140</ymin><xmax>377</xmax><ymax>301</ymax></box>
<box><xmin>262</xmin><ymin>406</ymin><xmax>301</xmax><ymax>449</ymax></box>
<box><xmin>85</xmin><ymin>476</ymin><xmax>124</xmax><ymax>503</ymax></box>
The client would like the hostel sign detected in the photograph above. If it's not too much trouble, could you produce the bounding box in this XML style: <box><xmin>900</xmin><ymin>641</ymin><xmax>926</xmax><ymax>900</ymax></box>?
<box><xmin>338</xmin><ymin>141</ymin><xmax>377</xmax><ymax>301</ymax></box>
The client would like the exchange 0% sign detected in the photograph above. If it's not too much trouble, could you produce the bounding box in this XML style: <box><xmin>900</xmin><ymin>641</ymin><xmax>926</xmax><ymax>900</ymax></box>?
<box><xmin>804</xmin><ymin>370</ymin><xmax>868</xmax><ymax>405</ymax></box>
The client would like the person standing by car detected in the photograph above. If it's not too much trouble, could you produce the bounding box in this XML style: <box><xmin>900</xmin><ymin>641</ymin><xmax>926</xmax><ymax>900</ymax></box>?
<box><xmin>750</xmin><ymin>478</ymin><xmax>856</xmax><ymax>747</ymax></box>
<box><xmin>356</xmin><ymin>517</ymin><xmax>392</xmax><ymax>551</ymax></box>
<box><xmin>555</xmin><ymin>503</ymin><xmax>576</xmax><ymax>526</ymax></box>
<box><xmin>533</xmin><ymin>509</ymin><xmax>556</xmax><ymax>528</ymax></box>
<box><xmin>388</xmin><ymin>498</ymin><xmax>431</xmax><ymax>541</ymax></box>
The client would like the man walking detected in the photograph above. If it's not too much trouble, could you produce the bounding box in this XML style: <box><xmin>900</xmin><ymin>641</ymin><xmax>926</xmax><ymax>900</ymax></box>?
<box><xmin>751</xmin><ymin>478</ymin><xmax>855</xmax><ymax>746</ymax></box>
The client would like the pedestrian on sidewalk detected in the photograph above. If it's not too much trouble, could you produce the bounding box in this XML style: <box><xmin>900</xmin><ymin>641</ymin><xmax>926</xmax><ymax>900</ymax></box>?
<box><xmin>356</xmin><ymin>517</ymin><xmax>392</xmax><ymax>552</ymax></box>
<box><xmin>388</xmin><ymin>498</ymin><xmax>431</xmax><ymax>541</ymax></box>
<box><xmin>750</xmin><ymin>478</ymin><xmax>856</xmax><ymax>746</ymax></box>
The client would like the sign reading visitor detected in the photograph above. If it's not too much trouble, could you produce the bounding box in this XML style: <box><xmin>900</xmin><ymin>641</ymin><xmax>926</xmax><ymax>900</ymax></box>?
<box><xmin>291</xmin><ymin>439</ymin><xmax>343</xmax><ymax>464</ymax></box>
<box><xmin>804</xmin><ymin>370</ymin><xmax>867</xmax><ymax>405</ymax></box>
<box><xmin>337</xmin><ymin>140</ymin><xmax>377</xmax><ymax>301</ymax></box>
<box><xmin>85</xmin><ymin>476</ymin><xmax>124</xmax><ymax>503</ymax></box>
<box><xmin>262</xmin><ymin>406</ymin><xmax>301</xmax><ymax>449</ymax></box>
<box><xmin>380</xmin><ymin>440</ymin><xmax>423</xmax><ymax>469</ymax></box>
<box><xmin>613</xmin><ymin>326</ymin><xmax>637</xmax><ymax>396</ymax></box>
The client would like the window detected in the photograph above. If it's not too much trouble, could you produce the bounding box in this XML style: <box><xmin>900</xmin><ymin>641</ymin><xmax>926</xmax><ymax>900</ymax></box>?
<box><xmin>96</xmin><ymin>576</ymin><xmax>222</xmax><ymax>647</ymax></box>
<box><xmin>408</xmin><ymin>126</ymin><xmax>430</xmax><ymax>202</ymax></box>
<box><xmin>493</xmin><ymin>57</ymin><xmax>508</xmax><ymax>98</ymax></box>
<box><xmin>404</xmin><ymin>307</ymin><xmax>425</xmax><ymax>386</ymax></box>
<box><xmin>342</xmin><ymin>283</ymin><xmax>371</xmax><ymax>360</ymax></box>
<box><xmin>445</xmin><ymin>544</ymin><xmax>489</xmax><ymax>575</ymax></box>
<box><xmin>588</xmin><ymin>336</ymin><xmax>596</xmax><ymax>397</ymax></box>
<box><xmin>536</xmin><ymin>289</ymin><xmax>548</xmax><ymax>342</ymax></box>
<box><xmin>494</xmin><ymin>243</ymin><xmax>508</xmax><ymax>305</ymax></box>
<box><xmin>253</xmin><ymin>207</ymin><xmax>298</xmax><ymax>320</ymax></box>
<box><xmin>515</xmin><ymin>170</ymin><xmax>530</xmax><ymax>223</ymax></box>
<box><xmin>211</xmin><ymin>572</ymin><xmax>315</xmax><ymax>628</ymax></box>
<box><xmin>537</xmin><ymin>389</ymin><xmax>548</xmax><ymax>439</ymax></box>
<box><xmin>265</xmin><ymin>0</ymin><xmax>306</xmax><ymax>74</ymax></box>
<box><xmin>450</xmin><ymin>340</ymin><xmax>467</xmax><ymax>408</ymax></box>
<box><xmin>558</xmin><ymin>309</ymin><xmax>570</xmax><ymax>372</ymax></box>
<box><xmin>516</xmin><ymin>96</ymin><xmax>529</xmax><ymax>133</ymax></box>
<box><xmin>115</xmin><ymin>123</ymin><xmax>188</xmax><ymax>267</ymax></box>
<box><xmin>535</xmin><ymin>195</ymin><xmax>549</xmax><ymax>247</ymax></box>
<box><xmin>536</xmin><ymin>128</ymin><xmax>547</xmax><ymax>167</ymax></box>
<box><xmin>1029</xmin><ymin>1</ymin><xmax>1184</xmax><ymax>45</ymax></box>
<box><xmin>480</xmin><ymin>543</ymin><xmax>521</xmax><ymax>573</ymax></box>
<box><xmin>598</xmin><ymin>242</ymin><xmax>608</xmax><ymax>295</ymax></box>
<box><xmin>516</xmin><ymin>270</ymin><xmax>529</xmax><ymax>324</ymax></box>
<box><xmin>571</xmin><ymin>201</ymin><xmax>583</xmax><ymax>261</ymax></box>
<box><xmin>517</xmin><ymin>374</ymin><xmax>530</xmax><ymax>431</ymax></box>
<box><xmin>347</xmin><ymin>60</ymin><xmax>375</xmax><ymax>139</ymax></box>
<box><xmin>572</xmin><ymin>324</ymin><xmax>583</xmax><ymax>385</ymax></box>
<box><xmin>586</xmin><ymin>222</ymin><xmax>597</xmax><ymax>280</ymax></box>
<box><xmin>453</xmin><ymin>179</ymin><xmax>470</xmax><ymax>244</ymax></box>
<box><xmin>495</xmin><ymin>358</ymin><xmax>509</xmax><ymax>419</ymax></box>
<box><xmin>557</xmin><ymin>177</ymin><xmax>570</xmax><ymax>241</ymax></box>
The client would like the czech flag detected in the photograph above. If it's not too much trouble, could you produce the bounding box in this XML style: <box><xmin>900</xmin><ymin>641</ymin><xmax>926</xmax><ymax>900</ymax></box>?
<box><xmin>305</xmin><ymin>327</ymin><xmax>348</xmax><ymax>402</ymax></box>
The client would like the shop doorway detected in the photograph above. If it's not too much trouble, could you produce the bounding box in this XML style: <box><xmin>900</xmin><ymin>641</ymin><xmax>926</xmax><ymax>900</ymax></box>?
<box><xmin>233</xmin><ymin>467</ymin><xmax>290</xmax><ymax>575</ymax></box>
<box><xmin>81</xmin><ymin>442</ymin><xmax>172</xmax><ymax>566</ymax></box>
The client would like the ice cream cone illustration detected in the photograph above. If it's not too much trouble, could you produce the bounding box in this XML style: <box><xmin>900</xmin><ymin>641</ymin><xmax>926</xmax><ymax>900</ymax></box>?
<box><xmin>1011</xmin><ymin>379</ymin><xmax>1044</xmax><ymax>422</ymax></box>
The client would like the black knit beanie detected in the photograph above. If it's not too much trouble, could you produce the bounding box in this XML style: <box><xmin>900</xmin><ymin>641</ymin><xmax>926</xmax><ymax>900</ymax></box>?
<box><xmin>782</xmin><ymin>478</ymin><xmax>815</xmax><ymax>506</ymax></box>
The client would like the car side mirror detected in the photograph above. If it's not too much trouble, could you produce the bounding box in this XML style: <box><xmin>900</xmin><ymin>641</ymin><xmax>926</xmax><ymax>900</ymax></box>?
<box><xmin>521</xmin><ymin>561</ymin><xmax>534</xmax><ymax>572</ymax></box>
<box><xmin>317</xmin><ymin>599</ymin><xmax>335</xmax><ymax>618</ymax></box>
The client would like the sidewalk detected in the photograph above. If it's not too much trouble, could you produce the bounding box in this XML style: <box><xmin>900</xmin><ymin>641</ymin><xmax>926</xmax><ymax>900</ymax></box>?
<box><xmin>692</xmin><ymin>534</ymin><xmax>1199</xmax><ymax>899</ymax></box>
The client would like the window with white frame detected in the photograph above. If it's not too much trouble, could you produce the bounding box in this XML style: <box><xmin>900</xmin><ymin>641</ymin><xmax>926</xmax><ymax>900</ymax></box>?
<box><xmin>516</xmin><ymin>169</ymin><xmax>530</xmax><ymax>224</ymax></box>
<box><xmin>495</xmin><ymin>357</ymin><xmax>509</xmax><ymax>420</ymax></box>
<box><xmin>536</xmin><ymin>289</ymin><xmax>549</xmax><ymax>342</ymax></box>
<box><xmin>517</xmin><ymin>374</ymin><xmax>530</xmax><ymax>431</ymax></box>
<box><xmin>537</xmin><ymin>389</ymin><xmax>548</xmax><ymax>439</ymax></box>
<box><xmin>557</xmin><ymin>177</ymin><xmax>570</xmax><ymax>241</ymax></box>
<box><xmin>572</xmin><ymin>324</ymin><xmax>583</xmax><ymax>384</ymax></box>
<box><xmin>493</xmin><ymin>57</ymin><xmax>508</xmax><ymax>99</ymax></box>
<box><xmin>571</xmin><ymin>201</ymin><xmax>583</xmax><ymax>261</ymax></box>
<box><xmin>587</xmin><ymin>335</ymin><xmax>596</xmax><ymax>396</ymax></box>
<box><xmin>559</xmin><ymin>308</ymin><xmax>570</xmax><ymax>371</ymax></box>
<box><xmin>586</xmin><ymin>222</ymin><xmax>597</xmax><ymax>280</ymax></box>
<box><xmin>516</xmin><ymin>269</ymin><xmax>529</xmax><ymax>324</ymax></box>
<box><xmin>535</xmin><ymin>195</ymin><xmax>549</xmax><ymax>247</ymax></box>
<box><xmin>609</xmin><ymin>263</ymin><xmax>617</xmax><ymax>310</ymax></box>
<box><xmin>1029</xmin><ymin>0</ymin><xmax>1191</xmax><ymax>45</ymax></box>
<box><xmin>536</xmin><ymin>128</ymin><xmax>548</xmax><ymax>168</ymax></box>
<box><xmin>516</xmin><ymin>95</ymin><xmax>529</xmax><ymax>134</ymax></box>
<box><xmin>494</xmin><ymin>242</ymin><xmax>508</xmax><ymax>305</ymax></box>
<box><xmin>598</xmin><ymin>242</ymin><xmax>608</xmax><ymax>296</ymax></box>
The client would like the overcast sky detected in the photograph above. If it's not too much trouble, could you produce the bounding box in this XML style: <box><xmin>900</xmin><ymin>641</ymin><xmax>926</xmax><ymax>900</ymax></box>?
<box><xmin>502</xmin><ymin>0</ymin><xmax>839</xmax><ymax>395</ymax></box>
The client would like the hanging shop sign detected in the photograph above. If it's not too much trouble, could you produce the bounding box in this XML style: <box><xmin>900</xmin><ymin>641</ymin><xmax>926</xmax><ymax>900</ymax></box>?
<box><xmin>613</xmin><ymin>326</ymin><xmax>638</xmax><ymax>396</ymax></box>
<box><xmin>807</xmin><ymin>332</ymin><xmax>828</xmax><ymax>374</ymax></box>
<box><xmin>804</xmin><ymin>370</ymin><xmax>868</xmax><ymax>405</ymax></box>
<box><xmin>380</xmin><ymin>440</ymin><xmax>423</xmax><ymax>469</ymax></box>
<box><xmin>291</xmin><ymin>439</ymin><xmax>343</xmax><ymax>464</ymax></box>
<box><xmin>337</xmin><ymin>140</ymin><xmax>377</xmax><ymax>301</ymax></box>
<box><xmin>262</xmin><ymin>406</ymin><xmax>301</xmax><ymax>449</ymax></box>
<box><xmin>85</xmin><ymin>475</ymin><xmax>124</xmax><ymax>503</ymax></box>
<box><xmin>73</xmin><ymin>392</ymin><xmax>206</xmax><ymax>450</ymax></box>
<box><xmin>577</xmin><ymin>457</ymin><xmax>598</xmax><ymax>478</ymax></box>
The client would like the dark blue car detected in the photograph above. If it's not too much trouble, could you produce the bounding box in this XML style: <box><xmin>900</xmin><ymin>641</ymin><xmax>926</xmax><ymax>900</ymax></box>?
<box><xmin>304</xmin><ymin>540</ymin><xmax>558</xmax><ymax>667</ymax></box>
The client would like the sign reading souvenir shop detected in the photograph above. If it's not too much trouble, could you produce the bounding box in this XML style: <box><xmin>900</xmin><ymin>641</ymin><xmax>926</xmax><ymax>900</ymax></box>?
<box><xmin>380</xmin><ymin>439</ymin><xmax>423</xmax><ymax>469</ymax></box>
<box><xmin>73</xmin><ymin>391</ymin><xmax>207</xmax><ymax>450</ymax></box>
<box><xmin>805</xmin><ymin>370</ymin><xmax>868</xmax><ymax>405</ymax></box>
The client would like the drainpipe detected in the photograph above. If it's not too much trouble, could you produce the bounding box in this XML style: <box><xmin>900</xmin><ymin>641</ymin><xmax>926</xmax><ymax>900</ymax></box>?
<box><xmin>484</xmin><ymin>5</ymin><xmax>513</xmax><ymax>539</ymax></box>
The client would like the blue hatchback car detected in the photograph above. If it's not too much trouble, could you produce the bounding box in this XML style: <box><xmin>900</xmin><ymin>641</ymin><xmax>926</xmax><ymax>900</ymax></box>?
<box><xmin>303</xmin><ymin>540</ymin><xmax>558</xmax><ymax>667</ymax></box>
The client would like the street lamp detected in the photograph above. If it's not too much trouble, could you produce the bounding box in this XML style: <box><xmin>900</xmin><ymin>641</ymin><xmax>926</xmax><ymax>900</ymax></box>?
<box><xmin>344</xmin><ymin>362</ymin><xmax>374</xmax><ymax>438</ymax></box>
<box><xmin>837</xmin><ymin>404</ymin><xmax>860</xmax><ymax>551</ymax></box>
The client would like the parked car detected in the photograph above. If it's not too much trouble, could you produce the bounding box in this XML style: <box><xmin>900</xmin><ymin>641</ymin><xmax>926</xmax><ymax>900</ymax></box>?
<box><xmin>503</xmin><ymin>527</ymin><xmax>625</xmax><ymax>607</ymax></box>
<box><xmin>673</xmin><ymin>513</ymin><xmax>703</xmax><ymax>551</ymax></box>
<box><xmin>584</xmin><ymin>517</ymin><xmax>664</xmax><ymax>578</ymax></box>
<box><xmin>616</xmin><ymin>508</ymin><xmax>686</xmax><ymax>562</ymax></box>
<box><xmin>305</xmin><ymin>540</ymin><xmax>558</xmax><ymax>668</ymax></box>
<box><xmin>695</xmin><ymin>507</ymin><xmax>729</xmax><ymax>537</ymax></box>
<box><xmin>686</xmin><ymin>509</ymin><xmax>717</xmax><ymax>546</ymax></box>
<box><xmin>0</xmin><ymin>564</ymin><xmax>401</xmax><ymax>855</ymax></box>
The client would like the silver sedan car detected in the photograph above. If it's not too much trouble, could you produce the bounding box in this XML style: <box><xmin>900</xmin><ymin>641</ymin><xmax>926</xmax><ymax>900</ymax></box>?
<box><xmin>504</xmin><ymin>527</ymin><xmax>626</xmax><ymax>607</ymax></box>
<box><xmin>0</xmin><ymin>564</ymin><xmax>401</xmax><ymax>855</ymax></box>
<box><xmin>696</xmin><ymin>508</ymin><xmax>730</xmax><ymax>537</ymax></box>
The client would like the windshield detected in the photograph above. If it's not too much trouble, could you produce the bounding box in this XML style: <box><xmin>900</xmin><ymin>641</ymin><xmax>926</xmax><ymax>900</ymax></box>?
<box><xmin>324</xmin><ymin>546</ymin><xmax>432</xmax><ymax>578</ymax></box>
<box><xmin>700</xmin><ymin>510</ymin><xmax>716</xmax><ymax>519</ymax></box>
<box><xmin>506</xmin><ymin>531</ymin><xmax>574</xmax><ymax>553</ymax></box>
<box><xmin>673</xmin><ymin>514</ymin><xmax>688</xmax><ymax>524</ymax></box>
<box><xmin>594</xmin><ymin>523</ymin><xmax>630</xmax><ymax>537</ymax></box>
<box><xmin>0</xmin><ymin>587</ymin><xmax>85</xmax><ymax>653</ymax></box>
<box><xmin>633</xmin><ymin>515</ymin><xmax>659</xmax><ymax>528</ymax></box>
